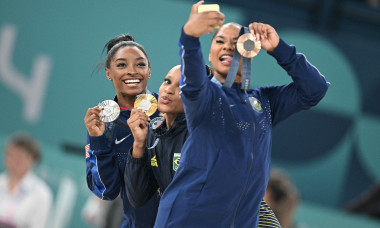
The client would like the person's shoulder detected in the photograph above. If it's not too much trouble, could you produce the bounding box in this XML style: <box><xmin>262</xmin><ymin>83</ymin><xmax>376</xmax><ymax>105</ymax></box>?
<box><xmin>152</xmin><ymin>91</ymin><xmax>159</xmax><ymax>98</ymax></box>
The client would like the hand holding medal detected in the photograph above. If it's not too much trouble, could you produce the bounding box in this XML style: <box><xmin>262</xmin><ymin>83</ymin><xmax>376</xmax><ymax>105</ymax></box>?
<box><xmin>97</xmin><ymin>99</ymin><xmax>129</xmax><ymax>130</ymax></box>
<box><xmin>95</xmin><ymin>94</ymin><xmax>157</xmax><ymax>133</ymax></box>
<box><xmin>248</xmin><ymin>22</ymin><xmax>279</xmax><ymax>53</ymax></box>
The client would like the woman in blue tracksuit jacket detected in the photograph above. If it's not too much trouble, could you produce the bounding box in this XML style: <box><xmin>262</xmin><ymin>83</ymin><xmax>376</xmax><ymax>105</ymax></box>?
<box><xmin>154</xmin><ymin>2</ymin><xmax>329</xmax><ymax>228</ymax></box>
<box><xmin>84</xmin><ymin>34</ymin><xmax>159</xmax><ymax>228</ymax></box>
<box><xmin>124</xmin><ymin>65</ymin><xmax>281</xmax><ymax>227</ymax></box>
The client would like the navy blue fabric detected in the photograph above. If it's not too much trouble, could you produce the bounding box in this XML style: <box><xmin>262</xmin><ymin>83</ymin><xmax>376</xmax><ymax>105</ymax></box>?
<box><xmin>124</xmin><ymin>114</ymin><xmax>189</xmax><ymax>208</ymax></box>
<box><xmin>86</xmin><ymin>93</ymin><xmax>159</xmax><ymax>228</ymax></box>
<box><xmin>154</xmin><ymin>29</ymin><xmax>329</xmax><ymax>228</ymax></box>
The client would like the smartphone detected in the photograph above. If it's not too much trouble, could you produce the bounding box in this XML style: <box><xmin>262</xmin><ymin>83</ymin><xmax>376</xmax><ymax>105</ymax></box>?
<box><xmin>198</xmin><ymin>4</ymin><xmax>221</xmax><ymax>28</ymax></box>
<box><xmin>197</xmin><ymin>4</ymin><xmax>220</xmax><ymax>13</ymax></box>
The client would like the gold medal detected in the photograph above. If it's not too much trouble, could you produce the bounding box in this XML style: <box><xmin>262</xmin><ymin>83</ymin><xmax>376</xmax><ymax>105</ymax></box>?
<box><xmin>236</xmin><ymin>33</ymin><xmax>261</xmax><ymax>58</ymax></box>
<box><xmin>98</xmin><ymin>100</ymin><xmax>120</xmax><ymax>122</ymax></box>
<box><xmin>134</xmin><ymin>94</ymin><xmax>158</xmax><ymax>117</ymax></box>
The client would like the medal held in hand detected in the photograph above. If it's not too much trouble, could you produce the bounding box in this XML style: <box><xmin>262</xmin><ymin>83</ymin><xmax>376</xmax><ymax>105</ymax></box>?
<box><xmin>236</xmin><ymin>33</ymin><xmax>261</xmax><ymax>58</ymax></box>
<box><xmin>223</xmin><ymin>26</ymin><xmax>261</xmax><ymax>91</ymax></box>
<box><xmin>98</xmin><ymin>100</ymin><xmax>120</xmax><ymax>123</ymax></box>
<box><xmin>134</xmin><ymin>94</ymin><xmax>158</xmax><ymax>117</ymax></box>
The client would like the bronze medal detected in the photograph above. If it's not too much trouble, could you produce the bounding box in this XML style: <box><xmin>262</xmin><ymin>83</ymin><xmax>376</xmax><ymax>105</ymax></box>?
<box><xmin>236</xmin><ymin>33</ymin><xmax>261</xmax><ymax>58</ymax></box>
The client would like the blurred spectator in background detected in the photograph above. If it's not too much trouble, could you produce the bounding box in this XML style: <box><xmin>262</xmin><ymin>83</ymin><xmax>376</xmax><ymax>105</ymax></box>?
<box><xmin>82</xmin><ymin>194</ymin><xmax>124</xmax><ymax>228</ymax></box>
<box><xmin>354</xmin><ymin>0</ymin><xmax>380</xmax><ymax>8</ymax></box>
<box><xmin>0</xmin><ymin>132</ymin><xmax>53</xmax><ymax>228</ymax></box>
<box><xmin>344</xmin><ymin>182</ymin><xmax>380</xmax><ymax>220</ymax></box>
<box><xmin>264</xmin><ymin>168</ymin><xmax>301</xmax><ymax>228</ymax></box>
<box><xmin>365</xmin><ymin>0</ymin><xmax>380</xmax><ymax>8</ymax></box>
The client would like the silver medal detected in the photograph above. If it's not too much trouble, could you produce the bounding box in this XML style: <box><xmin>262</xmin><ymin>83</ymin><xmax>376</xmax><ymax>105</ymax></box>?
<box><xmin>98</xmin><ymin>100</ymin><xmax>120</xmax><ymax>122</ymax></box>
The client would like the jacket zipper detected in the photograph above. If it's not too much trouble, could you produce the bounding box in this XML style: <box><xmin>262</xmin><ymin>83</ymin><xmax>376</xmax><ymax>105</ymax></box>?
<box><xmin>230</xmin><ymin>122</ymin><xmax>255</xmax><ymax>228</ymax></box>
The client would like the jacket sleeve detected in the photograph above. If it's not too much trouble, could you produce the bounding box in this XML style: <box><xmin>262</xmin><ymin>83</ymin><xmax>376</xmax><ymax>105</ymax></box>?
<box><xmin>265</xmin><ymin>39</ymin><xmax>329</xmax><ymax>126</ymax></box>
<box><xmin>178</xmin><ymin>28</ymin><xmax>215</xmax><ymax>127</ymax></box>
<box><xmin>124</xmin><ymin>148</ymin><xmax>159</xmax><ymax>208</ymax></box>
<box><xmin>85</xmin><ymin>132</ymin><xmax>121</xmax><ymax>200</ymax></box>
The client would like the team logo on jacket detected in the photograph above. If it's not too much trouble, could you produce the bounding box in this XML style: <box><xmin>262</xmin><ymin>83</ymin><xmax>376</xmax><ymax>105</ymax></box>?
<box><xmin>249</xmin><ymin>96</ymin><xmax>263</xmax><ymax>113</ymax></box>
<box><xmin>173</xmin><ymin>153</ymin><xmax>181</xmax><ymax>172</ymax></box>
<box><xmin>151</xmin><ymin>155</ymin><xmax>158</xmax><ymax>167</ymax></box>
<box><xmin>150</xmin><ymin>116</ymin><xmax>164</xmax><ymax>129</ymax></box>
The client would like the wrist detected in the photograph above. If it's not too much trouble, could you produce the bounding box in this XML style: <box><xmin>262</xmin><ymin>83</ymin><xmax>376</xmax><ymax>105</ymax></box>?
<box><xmin>183</xmin><ymin>24</ymin><xmax>192</xmax><ymax>36</ymax></box>
<box><xmin>268</xmin><ymin>37</ymin><xmax>280</xmax><ymax>53</ymax></box>
<box><xmin>183</xmin><ymin>24</ymin><xmax>199</xmax><ymax>37</ymax></box>
<box><xmin>133</xmin><ymin>141</ymin><xmax>146</xmax><ymax>150</ymax></box>
<box><xmin>132</xmin><ymin>141</ymin><xmax>146</xmax><ymax>158</ymax></box>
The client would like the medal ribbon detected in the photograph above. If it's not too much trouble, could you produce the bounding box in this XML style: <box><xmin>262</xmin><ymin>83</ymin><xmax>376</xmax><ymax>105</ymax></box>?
<box><xmin>222</xmin><ymin>26</ymin><xmax>252</xmax><ymax>91</ymax></box>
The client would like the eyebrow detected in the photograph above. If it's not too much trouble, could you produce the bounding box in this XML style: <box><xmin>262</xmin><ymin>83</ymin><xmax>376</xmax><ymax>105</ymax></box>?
<box><xmin>115</xmin><ymin>57</ymin><xmax>146</xmax><ymax>62</ymax></box>
<box><xmin>115</xmin><ymin>58</ymin><xmax>126</xmax><ymax>61</ymax></box>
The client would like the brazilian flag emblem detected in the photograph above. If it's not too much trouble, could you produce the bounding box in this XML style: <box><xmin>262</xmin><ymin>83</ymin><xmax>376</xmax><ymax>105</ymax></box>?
<box><xmin>249</xmin><ymin>96</ymin><xmax>263</xmax><ymax>113</ymax></box>
<box><xmin>173</xmin><ymin>153</ymin><xmax>181</xmax><ymax>172</ymax></box>
<box><xmin>151</xmin><ymin>155</ymin><xmax>158</xmax><ymax>167</ymax></box>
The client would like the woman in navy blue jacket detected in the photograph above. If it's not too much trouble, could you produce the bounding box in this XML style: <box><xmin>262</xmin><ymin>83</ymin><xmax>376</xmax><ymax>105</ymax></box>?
<box><xmin>154</xmin><ymin>2</ymin><xmax>329</xmax><ymax>228</ymax></box>
<box><xmin>84</xmin><ymin>34</ymin><xmax>159</xmax><ymax>228</ymax></box>
<box><xmin>125</xmin><ymin>65</ymin><xmax>281</xmax><ymax>227</ymax></box>
<box><xmin>124</xmin><ymin>65</ymin><xmax>187</xmax><ymax>204</ymax></box>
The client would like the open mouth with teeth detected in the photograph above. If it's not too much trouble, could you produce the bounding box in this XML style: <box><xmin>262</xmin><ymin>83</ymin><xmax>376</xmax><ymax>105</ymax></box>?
<box><xmin>124</xmin><ymin>79</ymin><xmax>141</xmax><ymax>85</ymax></box>
<box><xmin>220</xmin><ymin>55</ymin><xmax>233</xmax><ymax>65</ymax></box>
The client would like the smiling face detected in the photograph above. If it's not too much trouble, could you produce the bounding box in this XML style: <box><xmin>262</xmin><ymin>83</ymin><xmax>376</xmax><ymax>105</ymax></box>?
<box><xmin>209</xmin><ymin>23</ymin><xmax>243</xmax><ymax>81</ymax></box>
<box><xmin>158</xmin><ymin>65</ymin><xmax>184</xmax><ymax>115</ymax></box>
<box><xmin>106</xmin><ymin>46</ymin><xmax>151</xmax><ymax>103</ymax></box>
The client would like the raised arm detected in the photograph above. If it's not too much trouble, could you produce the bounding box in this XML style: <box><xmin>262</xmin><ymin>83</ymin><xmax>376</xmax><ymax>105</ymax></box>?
<box><xmin>180</xmin><ymin>1</ymin><xmax>224</xmax><ymax>89</ymax></box>
<box><xmin>179</xmin><ymin>1</ymin><xmax>225</xmax><ymax>126</ymax></box>
<box><xmin>249</xmin><ymin>22</ymin><xmax>329</xmax><ymax>125</ymax></box>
